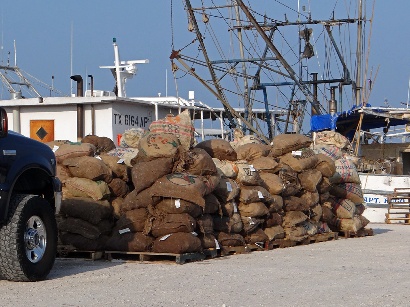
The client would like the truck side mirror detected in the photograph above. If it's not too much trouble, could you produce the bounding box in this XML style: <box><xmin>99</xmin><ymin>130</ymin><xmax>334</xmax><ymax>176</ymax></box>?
<box><xmin>0</xmin><ymin>107</ymin><xmax>8</xmax><ymax>138</ymax></box>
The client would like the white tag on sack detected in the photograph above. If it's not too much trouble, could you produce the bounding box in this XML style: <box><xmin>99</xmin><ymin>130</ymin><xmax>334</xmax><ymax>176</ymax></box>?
<box><xmin>258</xmin><ymin>191</ymin><xmax>264</xmax><ymax>199</ymax></box>
<box><xmin>175</xmin><ymin>199</ymin><xmax>181</xmax><ymax>208</ymax></box>
<box><xmin>159</xmin><ymin>234</ymin><xmax>172</xmax><ymax>241</ymax></box>
<box><xmin>233</xmin><ymin>201</ymin><xmax>238</xmax><ymax>213</ymax></box>
<box><xmin>249</xmin><ymin>164</ymin><xmax>256</xmax><ymax>172</ymax></box>
<box><xmin>226</xmin><ymin>182</ymin><xmax>232</xmax><ymax>192</ymax></box>
<box><xmin>52</xmin><ymin>145</ymin><xmax>59</xmax><ymax>153</ymax></box>
<box><xmin>117</xmin><ymin>158</ymin><xmax>125</xmax><ymax>164</ymax></box>
<box><xmin>118</xmin><ymin>228</ymin><xmax>131</xmax><ymax>234</ymax></box>
<box><xmin>292</xmin><ymin>150</ymin><xmax>302</xmax><ymax>156</ymax></box>
<box><xmin>191</xmin><ymin>231</ymin><xmax>198</xmax><ymax>236</ymax></box>
<box><xmin>95</xmin><ymin>155</ymin><xmax>102</xmax><ymax>160</ymax></box>
<box><xmin>214</xmin><ymin>239</ymin><xmax>221</xmax><ymax>250</ymax></box>
<box><xmin>248</xmin><ymin>217</ymin><xmax>255</xmax><ymax>225</ymax></box>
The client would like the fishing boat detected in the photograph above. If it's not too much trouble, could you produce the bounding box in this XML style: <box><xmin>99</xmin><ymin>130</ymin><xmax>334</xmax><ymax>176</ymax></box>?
<box><xmin>170</xmin><ymin>1</ymin><xmax>410</xmax><ymax>223</ymax></box>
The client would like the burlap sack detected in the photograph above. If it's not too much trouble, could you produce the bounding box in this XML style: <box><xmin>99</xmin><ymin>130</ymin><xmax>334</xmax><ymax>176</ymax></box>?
<box><xmin>113</xmin><ymin>208</ymin><xmax>148</xmax><ymax>233</ymax></box>
<box><xmin>195</xmin><ymin>139</ymin><xmax>237</xmax><ymax>161</ymax></box>
<box><xmin>239</xmin><ymin>185</ymin><xmax>273</xmax><ymax>204</ymax></box>
<box><xmin>63</xmin><ymin>156</ymin><xmax>112</xmax><ymax>183</ymax></box>
<box><xmin>251</xmin><ymin>156</ymin><xmax>279</xmax><ymax>173</ymax></box>
<box><xmin>119</xmin><ymin>128</ymin><xmax>146</xmax><ymax>148</ymax></box>
<box><xmin>298</xmin><ymin>169</ymin><xmax>322</xmax><ymax>192</ymax></box>
<box><xmin>321</xmin><ymin>204</ymin><xmax>336</xmax><ymax>224</ymax></box>
<box><xmin>58</xmin><ymin>217</ymin><xmax>112</xmax><ymax>240</ymax></box>
<box><xmin>203</xmin><ymin>174</ymin><xmax>221</xmax><ymax>195</ymax></box>
<box><xmin>315</xmin><ymin>131</ymin><xmax>350</xmax><ymax>149</ymax></box>
<box><xmin>300</xmin><ymin>221</ymin><xmax>318</xmax><ymax>236</ymax></box>
<box><xmin>267</xmin><ymin>194</ymin><xmax>283</xmax><ymax>213</ymax></box>
<box><xmin>270</xmin><ymin>134</ymin><xmax>312</xmax><ymax>157</ymax></box>
<box><xmin>284</xmin><ymin>226</ymin><xmax>308</xmax><ymax>241</ymax></box>
<box><xmin>99</xmin><ymin>154</ymin><xmax>130</xmax><ymax>182</ymax></box>
<box><xmin>64</xmin><ymin>177</ymin><xmax>111</xmax><ymax>201</ymax></box>
<box><xmin>310</xmin><ymin>203</ymin><xmax>323</xmax><ymax>223</ymax></box>
<box><xmin>356</xmin><ymin>203</ymin><xmax>366</xmax><ymax>215</ymax></box>
<box><xmin>136</xmin><ymin>132</ymin><xmax>181</xmax><ymax>162</ymax></box>
<box><xmin>55</xmin><ymin>143</ymin><xmax>96</xmax><ymax>163</ymax></box>
<box><xmin>283</xmin><ymin>196</ymin><xmax>310</xmax><ymax>212</ymax></box>
<box><xmin>260</xmin><ymin>172</ymin><xmax>284</xmax><ymax>195</ymax></box>
<box><xmin>230</xmin><ymin>130</ymin><xmax>262</xmax><ymax>150</ymax></box>
<box><xmin>111</xmin><ymin>197</ymin><xmax>124</xmax><ymax>219</ymax></box>
<box><xmin>278</xmin><ymin>166</ymin><xmax>302</xmax><ymax>197</ymax></box>
<box><xmin>152</xmin><ymin>232</ymin><xmax>202</xmax><ymax>254</ymax></box>
<box><xmin>330</xmin><ymin>158</ymin><xmax>361</xmax><ymax>184</ymax></box>
<box><xmin>329</xmin><ymin>183</ymin><xmax>364</xmax><ymax>204</ymax></box>
<box><xmin>241</xmin><ymin>216</ymin><xmax>264</xmax><ymax>233</ymax></box>
<box><xmin>299</xmin><ymin>190</ymin><xmax>320</xmax><ymax>207</ymax></box>
<box><xmin>154</xmin><ymin>198</ymin><xmax>202</xmax><ymax>218</ymax></box>
<box><xmin>316</xmin><ymin>221</ymin><xmax>332</xmax><ymax>234</ymax></box>
<box><xmin>264</xmin><ymin>226</ymin><xmax>285</xmax><ymax>241</ymax></box>
<box><xmin>150</xmin><ymin>173</ymin><xmax>207</xmax><ymax>207</ymax></box>
<box><xmin>105</xmin><ymin>232</ymin><xmax>154</xmax><ymax>252</ymax></box>
<box><xmin>331</xmin><ymin>197</ymin><xmax>356</xmax><ymax>219</ymax></box>
<box><xmin>317</xmin><ymin>177</ymin><xmax>332</xmax><ymax>193</ymax></box>
<box><xmin>150</xmin><ymin>213</ymin><xmax>197</xmax><ymax>238</ymax></box>
<box><xmin>279</xmin><ymin>151</ymin><xmax>319</xmax><ymax>173</ymax></box>
<box><xmin>199</xmin><ymin>233</ymin><xmax>218</xmax><ymax>249</ymax></box>
<box><xmin>312</xmin><ymin>144</ymin><xmax>343</xmax><ymax>160</ymax></box>
<box><xmin>203</xmin><ymin>193</ymin><xmax>221</xmax><ymax>214</ymax></box>
<box><xmin>333</xmin><ymin>215</ymin><xmax>369</xmax><ymax>232</ymax></box>
<box><xmin>149</xmin><ymin>110</ymin><xmax>194</xmax><ymax>151</ymax></box>
<box><xmin>106</xmin><ymin>147</ymin><xmax>139</xmax><ymax>167</ymax></box>
<box><xmin>212</xmin><ymin>158</ymin><xmax>239</xmax><ymax>178</ymax></box>
<box><xmin>213</xmin><ymin>178</ymin><xmax>240</xmax><ymax>202</ymax></box>
<box><xmin>60</xmin><ymin>197</ymin><xmax>112</xmax><ymax>225</ymax></box>
<box><xmin>59</xmin><ymin>232</ymin><xmax>108</xmax><ymax>251</ymax></box>
<box><xmin>217</xmin><ymin>232</ymin><xmax>245</xmax><ymax>247</ymax></box>
<box><xmin>319</xmin><ymin>191</ymin><xmax>331</xmax><ymax>203</ymax></box>
<box><xmin>81</xmin><ymin>135</ymin><xmax>116</xmax><ymax>154</ymax></box>
<box><xmin>197</xmin><ymin>214</ymin><xmax>214</xmax><ymax>235</ymax></box>
<box><xmin>235</xmin><ymin>143</ymin><xmax>270</xmax><ymax>161</ymax></box>
<box><xmin>132</xmin><ymin>157</ymin><xmax>174</xmax><ymax>194</ymax></box>
<box><xmin>122</xmin><ymin>187</ymin><xmax>161</xmax><ymax>211</ymax></box>
<box><xmin>57</xmin><ymin>164</ymin><xmax>71</xmax><ymax>182</ymax></box>
<box><xmin>176</xmin><ymin>148</ymin><xmax>217</xmax><ymax>176</ymax></box>
<box><xmin>238</xmin><ymin>202</ymin><xmax>269</xmax><ymax>218</ymax></box>
<box><xmin>315</xmin><ymin>153</ymin><xmax>336</xmax><ymax>177</ymax></box>
<box><xmin>213</xmin><ymin>213</ymin><xmax>243</xmax><ymax>233</ymax></box>
<box><xmin>220</xmin><ymin>201</ymin><xmax>238</xmax><ymax>217</ymax></box>
<box><xmin>234</xmin><ymin>160</ymin><xmax>262</xmax><ymax>186</ymax></box>
<box><xmin>264</xmin><ymin>212</ymin><xmax>283</xmax><ymax>228</ymax></box>
<box><xmin>243</xmin><ymin>228</ymin><xmax>269</xmax><ymax>244</ymax></box>
<box><xmin>108</xmin><ymin>178</ymin><xmax>129</xmax><ymax>198</ymax></box>
<box><xmin>283</xmin><ymin>211</ymin><xmax>308</xmax><ymax>227</ymax></box>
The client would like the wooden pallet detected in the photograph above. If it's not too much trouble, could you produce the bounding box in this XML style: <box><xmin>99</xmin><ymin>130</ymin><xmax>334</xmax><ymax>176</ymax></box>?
<box><xmin>302</xmin><ymin>232</ymin><xmax>339</xmax><ymax>244</ymax></box>
<box><xmin>104</xmin><ymin>251</ymin><xmax>206</xmax><ymax>264</ymax></box>
<box><xmin>339</xmin><ymin>228</ymin><xmax>374</xmax><ymax>238</ymax></box>
<box><xmin>246</xmin><ymin>243</ymin><xmax>266</xmax><ymax>252</ymax></box>
<box><xmin>57</xmin><ymin>245</ymin><xmax>104</xmax><ymax>260</ymax></box>
<box><xmin>203</xmin><ymin>248</ymin><xmax>219</xmax><ymax>259</ymax></box>
<box><xmin>220</xmin><ymin>245</ymin><xmax>251</xmax><ymax>256</ymax></box>
<box><xmin>266</xmin><ymin>238</ymin><xmax>296</xmax><ymax>250</ymax></box>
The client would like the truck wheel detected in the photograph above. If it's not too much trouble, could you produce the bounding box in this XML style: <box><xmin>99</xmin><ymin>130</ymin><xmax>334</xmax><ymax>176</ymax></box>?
<box><xmin>0</xmin><ymin>194</ymin><xmax>57</xmax><ymax>281</ymax></box>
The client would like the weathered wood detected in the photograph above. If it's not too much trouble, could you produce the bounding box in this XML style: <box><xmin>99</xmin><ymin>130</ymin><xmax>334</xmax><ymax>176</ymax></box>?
<box><xmin>57</xmin><ymin>245</ymin><xmax>104</xmax><ymax>260</ymax></box>
<box><xmin>104</xmin><ymin>251</ymin><xmax>206</xmax><ymax>264</ymax></box>
<box><xmin>220</xmin><ymin>245</ymin><xmax>251</xmax><ymax>256</ymax></box>
<box><xmin>339</xmin><ymin>228</ymin><xmax>374</xmax><ymax>238</ymax></box>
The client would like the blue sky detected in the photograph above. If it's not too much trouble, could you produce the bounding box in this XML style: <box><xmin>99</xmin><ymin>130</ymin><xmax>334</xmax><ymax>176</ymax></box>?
<box><xmin>1</xmin><ymin>0</ymin><xmax>409</xmax><ymax>113</ymax></box>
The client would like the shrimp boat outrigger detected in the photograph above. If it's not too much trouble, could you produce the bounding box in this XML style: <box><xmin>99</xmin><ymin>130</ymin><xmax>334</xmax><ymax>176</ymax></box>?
<box><xmin>171</xmin><ymin>0</ymin><xmax>410</xmax><ymax>222</ymax></box>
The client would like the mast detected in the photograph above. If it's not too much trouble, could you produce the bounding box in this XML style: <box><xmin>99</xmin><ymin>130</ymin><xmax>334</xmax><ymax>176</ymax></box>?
<box><xmin>355</xmin><ymin>0</ymin><xmax>363</xmax><ymax>106</ymax></box>
<box><xmin>234</xmin><ymin>3</ymin><xmax>251</xmax><ymax>127</ymax></box>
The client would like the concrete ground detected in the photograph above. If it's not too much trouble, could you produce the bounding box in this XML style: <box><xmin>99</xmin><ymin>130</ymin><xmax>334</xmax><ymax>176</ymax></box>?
<box><xmin>1</xmin><ymin>223</ymin><xmax>409</xmax><ymax>307</ymax></box>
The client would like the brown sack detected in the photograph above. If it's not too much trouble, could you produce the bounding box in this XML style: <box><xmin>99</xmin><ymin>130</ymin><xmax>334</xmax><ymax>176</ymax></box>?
<box><xmin>264</xmin><ymin>212</ymin><xmax>284</xmax><ymax>228</ymax></box>
<box><xmin>239</xmin><ymin>185</ymin><xmax>273</xmax><ymax>204</ymax></box>
<box><xmin>282</xmin><ymin>211</ymin><xmax>308</xmax><ymax>227</ymax></box>
<box><xmin>177</xmin><ymin>148</ymin><xmax>217</xmax><ymax>176</ymax></box>
<box><xmin>136</xmin><ymin>132</ymin><xmax>181</xmax><ymax>162</ymax></box>
<box><xmin>234</xmin><ymin>161</ymin><xmax>262</xmax><ymax>186</ymax></box>
<box><xmin>298</xmin><ymin>169</ymin><xmax>322</xmax><ymax>192</ymax></box>
<box><xmin>235</xmin><ymin>143</ymin><xmax>270</xmax><ymax>161</ymax></box>
<box><xmin>241</xmin><ymin>216</ymin><xmax>264</xmax><ymax>233</ymax></box>
<box><xmin>122</xmin><ymin>187</ymin><xmax>161</xmax><ymax>211</ymax></box>
<box><xmin>99</xmin><ymin>154</ymin><xmax>130</xmax><ymax>182</ymax></box>
<box><xmin>113</xmin><ymin>208</ymin><xmax>149</xmax><ymax>233</ymax></box>
<box><xmin>203</xmin><ymin>193</ymin><xmax>221</xmax><ymax>214</ymax></box>
<box><xmin>63</xmin><ymin>156</ymin><xmax>112</xmax><ymax>183</ymax></box>
<box><xmin>329</xmin><ymin>183</ymin><xmax>364</xmax><ymax>204</ymax></box>
<box><xmin>60</xmin><ymin>197</ymin><xmax>112</xmax><ymax>225</ymax></box>
<box><xmin>279</xmin><ymin>151</ymin><xmax>319</xmax><ymax>173</ymax></box>
<box><xmin>195</xmin><ymin>139</ymin><xmax>237</xmax><ymax>161</ymax></box>
<box><xmin>213</xmin><ymin>178</ymin><xmax>240</xmax><ymax>203</ymax></box>
<box><xmin>154</xmin><ymin>198</ymin><xmax>202</xmax><ymax>218</ymax></box>
<box><xmin>108</xmin><ymin>178</ymin><xmax>129</xmax><ymax>198</ymax></box>
<box><xmin>212</xmin><ymin>158</ymin><xmax>239</xmax><ymax>178</ymax></box>
<box><xmin>150</xmin><ymin>213</ymin><xmax>197</xmax><ymax>238</ymax></box>
<box><xmin>283</xmin><ymin>196</ymin><xmax>310</xmax><ymax>212</ymax></box>
<box><xmin>238</xmin><ymin>202</ymin><xmax>269</xmax><ymax>218</ymax></box>
<box><xmin>213</xmin><ymin>213</ymin><xmax>243</xmax><ymax>233</ymax></box>
<box><xmin>59</xmin><ymin>232</ymin><xmax>108</xmax><ymax>251</ymax></box>
<box><xmin>251</xmin><ymin>156</ymin><xmax>279</xmax><ymax>173</ymax></box>
<box><xmin>55</xmin><ymin>143</ymin><xmax>96</xmax><ymax>163</ymax></box>
<box><xmin>197</xmin><ymin>214</ymin><xmax>214</xmax><ymax>235</ymax></box>
<box><xmin>331</xmin><ymin>197</ymin><xmax>356</xmax><ymax>219</ymax></box>
<box><xmin>58</xmin><ymin>217</ymin><xmax>112</xmax><ymax>240</ymax></box>
<box><xmin>299</xmin><ymin>190</ymin><xmax>320</xmax><ymax>208</ymax></box>
<box><xmin>244</xmin><ymin>228</ymin><xmax>269</xmax><ymax>244</ymax></box>
<box><xmin>132</xmin><ymin>158</ymin><xmax>174</xmax><ymax>194</ymax></box>
<box><xmin>260</xmin><ymin>172</ymin><xmax>284</xmax><ymax>195</ymax></box>
<box><xmin>81</xmin><ymin>135</ymin><xmax>116</xmax><ymax>154</ymax></box>
<box><xmin>105</xmin><ymin>232</ymin><xmax>154</xmax><ymax>252</ymax></box>
<box><xmin>152</xmin><ymin>232</ymin><xmax>202</xmax><ymax>254</ymax></box>
<box><xmin>217</xmin><ymin>232</ymin><xmax>245</xmax><ymax>247</ymax></box>
<box><xmin>64</xmin><ymin>177</ymin><xmax>111</xmax><ymax>201</ymax></box>
<box><xmin>264</xmin><ymin>226</ymin><xmax>285</xmax><ymax>241</ymax></box>
<box><xmin>270</xmin><ymin>134</ymin><xmax>312</xmax><ymax>157</ymax></box>
<box><xmin>315</xmin><ymin>153</ymin><xmax>337</xmax><ymax>177</ymax></box>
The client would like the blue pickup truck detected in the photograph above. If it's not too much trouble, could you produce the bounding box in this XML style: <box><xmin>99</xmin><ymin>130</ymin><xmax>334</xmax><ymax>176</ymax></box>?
<box><xmin>0</xmin><ymin>107</ymin><xmax>62</xmax><ymax>281</ymax></box>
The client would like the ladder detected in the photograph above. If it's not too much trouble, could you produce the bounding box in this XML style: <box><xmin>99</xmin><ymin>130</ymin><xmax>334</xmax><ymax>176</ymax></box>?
<box><xmin>385</xmin><ymin>188</ymin><xmax>410</xmax><ymax>224</ymax></box>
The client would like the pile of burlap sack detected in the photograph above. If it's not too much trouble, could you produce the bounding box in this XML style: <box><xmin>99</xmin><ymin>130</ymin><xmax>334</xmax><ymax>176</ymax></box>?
<box><xmin>51</xmin><ymin>109</ymin><xmax>369</xmax><ymax>254</ymax></box>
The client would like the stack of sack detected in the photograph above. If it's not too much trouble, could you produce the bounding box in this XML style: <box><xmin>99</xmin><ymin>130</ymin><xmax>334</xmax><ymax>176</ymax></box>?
<box><xmin>312</xmin><ymin>131</ymin><xmax>370</xmax><ymax>233</ymax></box>
<box><xmin>50</xmin><ymin>136</ymin><xmax>131</xmax><ymax>250</ymax></box>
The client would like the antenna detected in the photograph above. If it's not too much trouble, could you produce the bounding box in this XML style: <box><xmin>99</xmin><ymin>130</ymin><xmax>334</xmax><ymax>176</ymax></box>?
<box><xmin>13</xmin><ymin>40</ymin><xmax>16</xmax><ymax>66</ymax></box>
<box><xmin>70</xmin><ymin>21</ymin><xmax>73</xmax><ymax>96</ymax></box>
<box><xmin>165</xmin><ymin>69</ymin><xmax>168</xmax><ymax>97</ymax></box>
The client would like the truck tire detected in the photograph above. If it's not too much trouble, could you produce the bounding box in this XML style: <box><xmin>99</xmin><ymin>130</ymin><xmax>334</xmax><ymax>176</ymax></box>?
<box><xmin>0</xmin><ymin>194</ymin><xmax>57</xmax><ymax>281</ymax></box>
